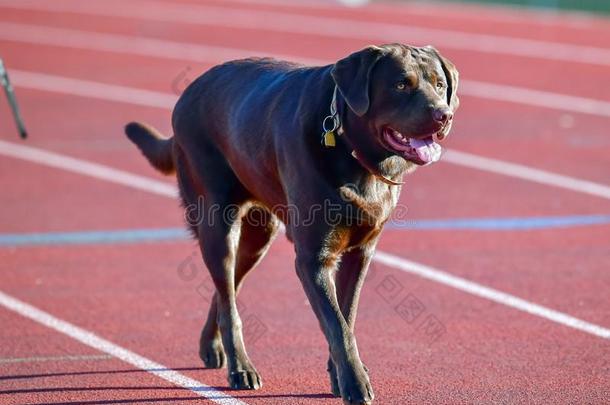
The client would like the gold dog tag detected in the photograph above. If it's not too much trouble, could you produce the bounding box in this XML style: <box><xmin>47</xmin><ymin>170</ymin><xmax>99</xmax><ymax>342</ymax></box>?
<box><xmin>323</xmin><ymin>131</ymin><xmax>336</xmax><ymax>147</ymax></box>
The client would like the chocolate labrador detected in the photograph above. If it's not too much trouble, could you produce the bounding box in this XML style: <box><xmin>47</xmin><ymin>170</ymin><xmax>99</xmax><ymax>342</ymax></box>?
<box><xmin>125</xmin><ymin>43</ymin><xmax>458</xmax><ymax>404</ymax></box>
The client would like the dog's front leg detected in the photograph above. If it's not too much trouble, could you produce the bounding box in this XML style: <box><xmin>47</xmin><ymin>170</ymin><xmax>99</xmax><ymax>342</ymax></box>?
<box><xmin>295</xmin><ymin>251</ymin><xmax>374</xmax><ymax>405</ymax></box>
<box><xmin>327</xmin><ymin>243</ymin><xmax>377</xmax><ymax>397</ymax></box>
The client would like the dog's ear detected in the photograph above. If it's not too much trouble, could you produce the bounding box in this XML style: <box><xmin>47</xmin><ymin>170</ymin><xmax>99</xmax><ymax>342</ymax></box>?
<box><xmin>424</xmin><ymin>46</ymin><xmax>459</xmax><ymax>140</ymax></box>
<box><xmin>331</xmin><ymin>45</ymin><xmax>386</xmax><ymax>117</ymax></box>
<box><xmin>440</xmin><ymin>54</ymin><xmax>459</xmax><ymax>113</ymax></box>
<box><xmin>427</xmin><ymin>46</ymin><xmax>459</xmax><ymax>112</ymax></box>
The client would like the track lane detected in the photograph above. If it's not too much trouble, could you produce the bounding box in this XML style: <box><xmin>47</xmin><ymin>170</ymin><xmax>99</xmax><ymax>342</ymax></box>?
<box><xmin>0</xmin><ymin>150</ymin><xmax>179</xmax><ymax>233</ymax></box>
<box><xmin>2</xmin><ymin>6</ymin><xmax>610</xmax><ymax>100</ymax></box>
<box><xmin>378</xmin><ymin>225</ymin><xmax>610</xmax><ymax>327</ymax></box>
<box><xmin>2</xmin><ymin>0</ymin><xmax>610</xmax><ymax>66</ymax></box>
<box><xmin>2</xmin><ymin>239</ymin><xmax>609</xmax><ymax>404</ymax></box>
<box><xmin>187</xmin><ymin>0</ymin><xmax>610</xmax><ymax>33</ymax></box>
<box><xmin>0</xmin><ymin>310</ymin><xmax>207</xmax><ymax>405</ymax></box>
<box><xmin>1</xmin><ymin>19</ymin><xmax>610</xmax><ymax>102</ymax></box>
<box><xmin>175</xmin><ymin>0</ymin><xmax>610</xmax><ymax>48</ymax></box>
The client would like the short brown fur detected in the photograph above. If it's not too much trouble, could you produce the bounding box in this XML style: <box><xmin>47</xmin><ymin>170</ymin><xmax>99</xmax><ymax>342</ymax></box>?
<box><xmin>125</xmin><ymin>44</ymin><xmax>458</xmax><ymax>404</ymax></box>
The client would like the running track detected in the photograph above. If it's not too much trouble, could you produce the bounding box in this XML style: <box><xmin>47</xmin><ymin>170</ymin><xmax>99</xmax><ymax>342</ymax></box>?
<box><xmin>0</xmin><ymin>0</ymin><xmax>609</xmax><ymax>403</ymax></box>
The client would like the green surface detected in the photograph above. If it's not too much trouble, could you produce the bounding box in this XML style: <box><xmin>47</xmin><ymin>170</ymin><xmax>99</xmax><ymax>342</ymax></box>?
<box><xmin>438</xmin><ymin>0</ymin><xmax>610</xmax><ymax>14</ymax></box>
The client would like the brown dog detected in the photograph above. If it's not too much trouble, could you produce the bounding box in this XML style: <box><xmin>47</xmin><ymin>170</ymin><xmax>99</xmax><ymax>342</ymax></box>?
<box><xmin>126</xmin><ymin>44</ymin><xmax>458</xmax><ymax>404</ymax></box>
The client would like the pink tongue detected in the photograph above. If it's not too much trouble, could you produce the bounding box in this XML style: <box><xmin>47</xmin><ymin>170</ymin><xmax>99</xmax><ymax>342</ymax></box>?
<box><xmin>410</xmin><ymin>138</ymin><xmax>441</xmax><ymax>163</ymax></box>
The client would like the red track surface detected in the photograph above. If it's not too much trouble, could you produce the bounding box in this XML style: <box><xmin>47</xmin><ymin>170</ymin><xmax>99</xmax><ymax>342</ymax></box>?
<box><xmin>1</xmin><ymin>0</ymin><xmax>609</xmax><ymax>404</ymax></box>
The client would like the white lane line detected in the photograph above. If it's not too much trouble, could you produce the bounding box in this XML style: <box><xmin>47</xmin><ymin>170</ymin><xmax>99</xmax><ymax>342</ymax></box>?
<box><xmin>1</xmin><ymin>143</ymin><xmax>608</xmax><ymax>341</ymax></box>
<box><xmin>10</xmin><ymin>70</ymin><xmax>176</xmax><ymax>110</ymax></box>
<box><xmin>0</xmin><ymin>139</ymin><xmax>176</xmax><ymax>198</ymax></box>
<box><xmin>1</xmin><ymin>0</ymin><xmax>610</xmax><ymax>66</ymax></box>
<box><xmin>443</xmin><ymin>150</ymin><xmax>610</xmax><ymax>200</ymax></box>
<box><xmin>6</xmin><ymin>68</ymin><xmax>610</xmax><ymax>199</ymax></box>
<box><xmin>372</xmin><ymin>252</ymin><xmax>610</xmax><ymax>339</ymax></box>
<box><xmin>3</xmin><ymin>22</ymin><xmax>610</xmax><ymax>117</ymax></box>
<box><xmin>0</xmin><ymin>291</ymin><xmax>246</xmax><ymax>405</ymax></box>
<box><xmin>0</xmin><ymin>354</ymin><xmax>113</xmax><ymax>364</ymax></box>
<box><xmin>461</xmin><ymin>80</ymin><xmax>610</xmax><ymax>118</ymax></box>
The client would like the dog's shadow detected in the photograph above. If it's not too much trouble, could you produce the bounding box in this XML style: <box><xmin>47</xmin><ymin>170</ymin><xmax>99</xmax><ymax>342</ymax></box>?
<box><xmin>0</xmin><ymin>366</ymin><xmax>335</xmax><ymax>403</ymax></box>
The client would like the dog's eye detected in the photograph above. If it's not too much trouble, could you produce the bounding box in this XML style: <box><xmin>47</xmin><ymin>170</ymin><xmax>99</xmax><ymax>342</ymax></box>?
<box><xmin>395</xmin><ymin>82</ymin><xmax>406</xmax><ymax>90</ymax></box>
<box><xmin>436</xmin><ymin>82</ymin><xmax>446</xmax><ymax>90</ymax></box>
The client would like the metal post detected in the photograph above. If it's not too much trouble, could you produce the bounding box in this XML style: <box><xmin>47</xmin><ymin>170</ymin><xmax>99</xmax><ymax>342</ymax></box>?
<box><xmin>0</xmin><ymin>58</ymin><xmax>28</xmax><ymax>139</ymax></box>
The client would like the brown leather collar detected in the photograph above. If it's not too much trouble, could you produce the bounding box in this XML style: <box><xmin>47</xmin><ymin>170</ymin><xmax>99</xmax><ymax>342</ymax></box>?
<box><xmin>350</xmin><ymin>150</ymin><xmax>404</xmax><ymax>186</ymax></box>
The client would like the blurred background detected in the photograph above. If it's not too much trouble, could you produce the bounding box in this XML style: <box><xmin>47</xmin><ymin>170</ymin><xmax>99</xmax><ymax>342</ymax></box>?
<box><xmin>398</xmin><ymin>0</ymin><xmax>610</xmax><ymax>14</ymax></box>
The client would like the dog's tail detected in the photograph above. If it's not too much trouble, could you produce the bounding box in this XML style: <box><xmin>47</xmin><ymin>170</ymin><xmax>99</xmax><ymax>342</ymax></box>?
<box><xmin>125</xmin><ymin>122</ymin><xmax>175</xmax><ymax>175</ymax></box>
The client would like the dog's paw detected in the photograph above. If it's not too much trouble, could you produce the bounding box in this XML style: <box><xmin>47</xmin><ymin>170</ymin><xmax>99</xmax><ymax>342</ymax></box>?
<box><xmin>199</xmin><ymin>338</ymin><xmax>226</xmax><ymax>369</ymax></box>
<box><xmin>228</xmin><ymin>368</ymin><xmax>263</xmax><ymax>390</ymax></box>
<box><xmin>340</xmin><ymin>382</ymin><xmax>374</xmax><ymax>405</ymax></box>
<box><xmin>328</xmin><ymin>359</ymin><xmax>369</xmax><ymax>398</ymax></box>
<box><xmin>338</xmin><ymin>363</ymin><xmax>374</xmax><ymax>405</ymax></box>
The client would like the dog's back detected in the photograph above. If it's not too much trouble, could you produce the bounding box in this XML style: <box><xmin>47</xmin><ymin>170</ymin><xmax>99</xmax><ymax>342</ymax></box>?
<box><xmin>173</xmin><ymin>57</ymin><xmax>330</xmax><ymax>145</ymax></box>
<box><xmin>126</xmin><ymin>57</ymin><xmax>334</xmax><ymax>207</ymax></box>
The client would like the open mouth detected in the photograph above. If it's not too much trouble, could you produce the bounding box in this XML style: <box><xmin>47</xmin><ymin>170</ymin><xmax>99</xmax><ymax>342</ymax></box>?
<box><xmin>381</xmin><ymin>127</ymin><xmax>442</xmax><ymax>165</ymax></box>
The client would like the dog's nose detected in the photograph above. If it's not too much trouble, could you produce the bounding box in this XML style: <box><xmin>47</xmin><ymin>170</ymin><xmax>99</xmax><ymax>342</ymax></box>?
<box><xmin>432</xmin><ymin>107</ymin><xmax>453</xmax><ymax>124</ymax></box>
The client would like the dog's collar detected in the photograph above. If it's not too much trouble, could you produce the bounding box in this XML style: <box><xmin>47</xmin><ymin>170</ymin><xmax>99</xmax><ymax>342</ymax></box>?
<box><xmin>320</xmin><ymin>86</ymin><xmax>343</xmax><ymax>147</ymax></box>
<box><xmin>321</xmin><ymin>86</ymin><xmax>403</xmax><ymax>186</ymax></box>
<box><xmin>350</xmin><ymin>150</ymin><xmax>404</xmax><ymax>186</ymax></box>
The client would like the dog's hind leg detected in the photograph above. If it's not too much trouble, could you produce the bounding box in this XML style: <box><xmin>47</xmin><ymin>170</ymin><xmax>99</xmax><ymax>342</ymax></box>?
<box><xmin>199</xmin><ymin>206</ymin><xmax>279</xmax><ymax>369</ymax></box>
<box><xmin>196</xmin><ymin>201</ymin><xmax>272</xmax><ymax>390</ymax></box>
<box><xmin>174</xmin><ymin>141</ymin><xmax>264</xmax><ymax>389</ymax></box>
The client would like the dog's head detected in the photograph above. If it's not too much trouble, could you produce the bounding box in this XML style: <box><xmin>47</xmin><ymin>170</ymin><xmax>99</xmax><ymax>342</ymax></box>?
<box><xmin>331</xmin><ymin>44</ymin><xmax>459</xmax><ymax>166</ymax></box>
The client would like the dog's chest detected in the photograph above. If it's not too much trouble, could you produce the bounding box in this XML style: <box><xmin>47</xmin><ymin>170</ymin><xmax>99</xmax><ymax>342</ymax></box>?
<box><xmin>338</xmin><ymin>183</ymin><xmax>400</xmax><ymax>247</ymax></box>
